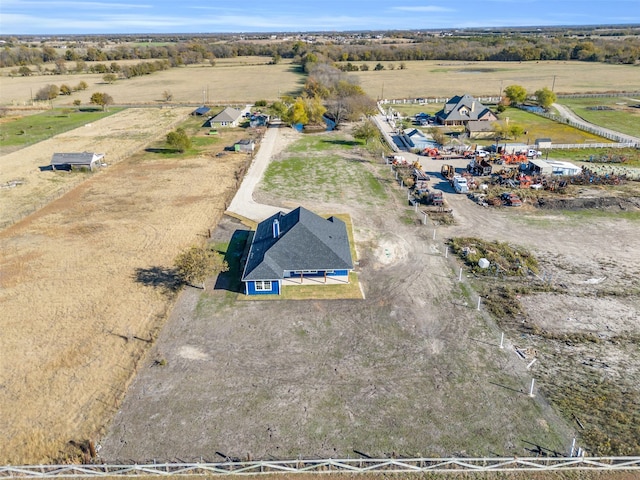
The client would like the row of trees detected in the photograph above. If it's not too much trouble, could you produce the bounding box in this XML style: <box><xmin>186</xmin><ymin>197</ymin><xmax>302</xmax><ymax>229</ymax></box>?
<box><xmin>267</xmin><ymin>61</ymin><xmax>377</xmax><ymax>129</ymax></box>
<box><xmin>33</xmin><ymin>81</ymin><xmax>88</xmax><ymax>101</ymax></box>
<box><xmin>11</xmin><ymin>59</ymin><xmax>170</xmax><ymax>79</ymax></box>
<box><xmin>503</xmin><ymin>84</ymin><xmax>557</xmax><ymax>110</ymax></box>
<box><xmin>2</xmin><ymin>34</ymin><xmax>638</xmax><ymax>69</ymax></box>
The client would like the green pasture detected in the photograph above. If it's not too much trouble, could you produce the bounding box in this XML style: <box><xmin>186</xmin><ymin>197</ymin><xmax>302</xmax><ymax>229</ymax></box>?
<box><xmin>492</xmin><ymin>107</ymin><xmax>613</xmax><ymax>145</ymax></box>
<box><xmin>557</xmin><ymin>96</ymin><xmax>640</xmax><ymax>138</ymax></box>
<box><xmin>0</xmin><ymin>107</ymin><xmax>122</xmax><ymax>149</ymax></box>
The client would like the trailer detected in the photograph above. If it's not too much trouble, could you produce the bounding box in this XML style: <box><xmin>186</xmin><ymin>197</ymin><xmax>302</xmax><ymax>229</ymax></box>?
<box><xmin>467</xmin><ymin>158</ymin><xmax>492</xmax><ymax>176</ymax></box>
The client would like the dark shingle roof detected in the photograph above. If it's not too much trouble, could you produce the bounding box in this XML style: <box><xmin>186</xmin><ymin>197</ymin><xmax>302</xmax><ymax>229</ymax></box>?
<box><xmin>242</xmin><ymin>207</ymin><xmax>353</xmax><ymax>281</ymax></box>
<box><xmin>436</xmin><ymin>94</ymin><xmax>495</xmax><ymax>122</ymax></box>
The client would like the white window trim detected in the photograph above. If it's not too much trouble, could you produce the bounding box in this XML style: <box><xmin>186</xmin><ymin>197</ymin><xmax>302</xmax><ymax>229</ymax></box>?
<box><xmin>254</xmin><ymin>280</ymin><xmax>272</xmax><ymax>291</ymax></box>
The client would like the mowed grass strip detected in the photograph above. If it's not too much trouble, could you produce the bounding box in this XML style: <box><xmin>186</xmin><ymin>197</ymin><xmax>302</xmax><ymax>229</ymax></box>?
<box><xmin>558</xmin><ymin>96</ymin><xmax>640</xmax><ymax>138</ymax></box>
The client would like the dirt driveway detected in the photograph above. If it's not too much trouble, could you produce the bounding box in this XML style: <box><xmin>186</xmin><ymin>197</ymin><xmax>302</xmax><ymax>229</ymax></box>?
<box><xmin>98</xmin><ymin>136</ymin><xmax>622</xmax><ymax>462</ymax></box>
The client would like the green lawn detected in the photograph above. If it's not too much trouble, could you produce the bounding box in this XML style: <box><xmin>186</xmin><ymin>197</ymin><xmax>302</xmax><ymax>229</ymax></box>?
<box><xmin>0</xmin><ymin>108</ymin><xmax>122</xmax><ymax>149</ymax></box>
<box><xmin>491</xmin><ymin>107</ymin><xmax>613</xmax><ymax>145</ymax></box>
<box><xmin>557</xmin><ymin>96</ymin><xmax>640</xmax><ymax>138</ymax></box>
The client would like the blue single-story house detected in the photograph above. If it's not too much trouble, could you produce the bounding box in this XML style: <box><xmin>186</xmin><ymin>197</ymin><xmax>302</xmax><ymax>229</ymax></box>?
<box><xmin>241</xmin><ymin>207</ymin><xmax>354</xmax><ymax>295</ymax></box>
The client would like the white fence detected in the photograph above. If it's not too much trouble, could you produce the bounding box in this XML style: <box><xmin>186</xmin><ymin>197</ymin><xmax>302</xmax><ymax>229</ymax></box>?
<box><xmin>1</xmin><ymin>457</ymin><xmax>639</xmax><ymax>478</ymax></box>
<box><xmin>548</xmin><ymin>142</ymin><xmax>637</xmax><ymax>149</ymax></box>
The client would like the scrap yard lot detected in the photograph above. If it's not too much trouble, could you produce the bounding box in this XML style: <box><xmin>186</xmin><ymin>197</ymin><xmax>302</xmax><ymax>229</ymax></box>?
<box><xmin>0</xmin><ymin>57</ymin><xmax>639</xmax><ymax>466</ymax></box>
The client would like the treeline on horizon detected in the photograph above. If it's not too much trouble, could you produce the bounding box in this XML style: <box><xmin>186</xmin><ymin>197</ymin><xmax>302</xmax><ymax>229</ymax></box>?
<box><xmin>2</xmin><ymin>30</ymin><xmax>640</xmax><ymax>69</ymax></box>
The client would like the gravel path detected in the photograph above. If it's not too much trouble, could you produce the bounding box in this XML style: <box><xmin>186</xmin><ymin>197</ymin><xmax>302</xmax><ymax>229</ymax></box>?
<box><xmin>226</xmin><ymin>122</ymin><xmax>294</xmax><ymax>222</ymax></box>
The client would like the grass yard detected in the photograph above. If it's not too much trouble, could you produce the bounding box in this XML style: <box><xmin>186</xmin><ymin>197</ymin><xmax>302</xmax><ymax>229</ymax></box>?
<box><xmin>261</xmin><ymin>133</ymin><xmax>389</xmax><ymax>206</ymax></box>
<box><xmin>386</xmin><ymin>103</ymin><xmax>444</xmax><ymax>118</ymax></box>
<box><xmin>0</xmin><ymin>107</ymin><xmax>122</xmax><ymax>152</ymax></box>
<box><xmin>492</xmin><ymin>107</ymin><xmax>613</xmax><ymax>145</ymax></box>
<box><xmin>557</xmin><ymin>96</ymin><xmax>640</xmax><ymax>138</ymax></box>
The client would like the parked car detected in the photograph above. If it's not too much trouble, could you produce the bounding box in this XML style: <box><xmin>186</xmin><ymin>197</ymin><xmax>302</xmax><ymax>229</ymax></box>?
<box><xmin>501</xmin><ymin>192</ymin><xmax>523</xmax><ymax>207</ymax></box>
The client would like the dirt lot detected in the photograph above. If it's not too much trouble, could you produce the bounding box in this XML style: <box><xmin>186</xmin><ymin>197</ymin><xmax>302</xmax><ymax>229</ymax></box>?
<box><xmin>0</xmin><ymin>116</ymin><xmax>251</xmax><ymax>463</ymax></box>
<box><xmin>99</xmin><ymin>130</ymin><xmax>639</xmax><ymax>462</ymax></box>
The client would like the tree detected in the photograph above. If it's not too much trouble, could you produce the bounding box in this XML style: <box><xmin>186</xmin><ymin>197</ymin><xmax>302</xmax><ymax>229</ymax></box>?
<box><xmin>102</xmin><ymin>73</ymin><xmax>117</xmax><ymax>84</ymax></box>
<box><xmin>75</xmin><ymin>80</ymin><xmax>88</xmax><ymax>91</ymax></box>
<box><xmin>428</xmin><ymin>127</ymin><xmax>447</xmax><ymax>146</ymax></box>
<box><xmin>34</xmin><ymin>84</ymin><xmax>59</xmax><ymax>101</ymax></box>
<box><xmin>166</xmin><ymin>127</ymin><xmax>191</xmax><ymax>152</ymax></box>
<box><xmin>304</xmin><ymin>95</ymin><xmax>327</xmax><ymax>125</ymax></box>
<box><xmin>90</xmin><ymin>92</ymin><xmax>114</xmax><ymax>111</ymax></box>
<box><xmin>18</xmin><ymin>66</ymin><xmax>32</xmax><ymax>76</ymax></box>
<box><xmin>286</xmin><ymin>97</ymin><xmax>309</xmax><ymax>126</ymax></box>
<box><xmin>174</xmin><ymin>245</ymin><xmax>228</xmax><ymax>289</ymax></box>
<box><xmin>374</xmin><ymin>63</ymin><xmax>384</xmax><ymax>71</ymax></box>
<box><xmin>59</xmin><ymin>84</ymin><xmax>72</xmax><ymax>96</ymax></box>
<box><xmin>504</xmin><ymin>84</ymin><xmax>527</xmax><ymax>105</ymax></box>
<box><xmin>353</xmin><ymin>119</ymin><xmax>378</xmax><ymax>145</ymax></box>
<box><xmin>508</xmin><ymin>124</ymin><xmax>525</xmax><ymax>141</ymax></box>
<box><xmin>162</xmin><ymin>90</ymin><xmax>173</xmax><ymax>102</ymax></box>
<box><xmin>535</xmin><ymin>87</ymin><xmax>556</xmax><ymax>110</ymax></box>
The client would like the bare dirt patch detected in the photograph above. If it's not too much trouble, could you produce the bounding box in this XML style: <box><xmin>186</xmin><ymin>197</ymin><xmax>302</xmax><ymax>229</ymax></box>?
<box><xmin>98</xmin><ymin>134</ymin><xmax>579</xmax><ymax>463</ymax></box>
<box><xmin>0</xmin><ymin>123</ymin><xmax>250</xmax><ymax>463</ymax></box>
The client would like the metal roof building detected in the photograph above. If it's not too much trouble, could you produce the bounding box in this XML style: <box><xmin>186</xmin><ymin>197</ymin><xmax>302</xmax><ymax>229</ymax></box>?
<box><xmin>50</xmin><ymin>152</ymin><xmax>105</xmax><ymax>171</ymax></box>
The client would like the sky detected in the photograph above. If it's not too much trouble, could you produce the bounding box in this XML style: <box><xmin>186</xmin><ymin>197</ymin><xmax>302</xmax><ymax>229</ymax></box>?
<box><xmin>0</xmin><ymin>0</ymin><xmax>639</xmax><ymax>35</ymax></box>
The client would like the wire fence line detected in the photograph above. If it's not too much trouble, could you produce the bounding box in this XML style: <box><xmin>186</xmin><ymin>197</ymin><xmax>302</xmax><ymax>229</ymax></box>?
<box><xmin>1</xmin><ymin>457</ymin><xmax>639</xmax><ymax>478</ymax></box>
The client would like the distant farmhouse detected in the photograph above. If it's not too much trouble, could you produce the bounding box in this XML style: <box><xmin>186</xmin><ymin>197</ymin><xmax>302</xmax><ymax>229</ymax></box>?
<box><xmin>436</xmin><ymin>94</ymin><xmax>497</xmax><ymax>126</ymax></box>
<box><xmin>50</xmin><ymin>152</ymin><xmax>104</xmax><ymax>171</ymax></box>
<box><xmin>203</xmin><ymin>107</ymin><xmax>243</xmax><ymax>128</ymax></box>
<box><xmin>241</xmin><ymin>207</ymin><xmax>354</xmax><ymax>295</ymax></box>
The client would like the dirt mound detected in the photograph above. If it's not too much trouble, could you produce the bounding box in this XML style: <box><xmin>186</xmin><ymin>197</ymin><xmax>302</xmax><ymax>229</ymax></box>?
<box><xmin>536</xmin><ymin>196</ymin><xmax>640</xmax><ymax>211</ymax></box>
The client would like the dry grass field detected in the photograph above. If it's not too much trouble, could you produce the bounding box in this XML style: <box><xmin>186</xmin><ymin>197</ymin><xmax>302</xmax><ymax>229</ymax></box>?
<box><xmin>349</xmin><ymin>60</ymin><xmax>640</xmax><ymax>100</ymax></box>
<box><xmin>0</xmin><ymin>58</ymin><xmax>305</xmax><ymax>107</ymax></box>
<box><xmin>0</xmin><ymin>115</ymin><xmax>250</xmax><ymax>463</ymax></box>
<box><xmin>1</xmin><ymin>58</ymin><xmax>638</xmax><ymax>109</ymax></box>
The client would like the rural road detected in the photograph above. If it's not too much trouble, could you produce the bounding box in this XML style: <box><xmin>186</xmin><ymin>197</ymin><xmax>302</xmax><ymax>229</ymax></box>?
<box><xmin>226</xmin><ymin>122</ymin><xmax>290</xmax><ymax>222</ymax></box>
<box><xmin>552</xmin><ymin>102</ymin><xmax>640</xmax><ymax>144</ymax></box>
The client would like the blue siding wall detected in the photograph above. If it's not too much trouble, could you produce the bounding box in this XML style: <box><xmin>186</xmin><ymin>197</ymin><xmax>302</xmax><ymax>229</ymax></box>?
<box><xmin>246</xmin><ymin>280</ymin><xmax>280</xmax><ymax>295</ymax></box>
<box><xmin>328</xmin><ymin>269</ymin><xmax>349</xmax><ymax>276</ymax></box>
